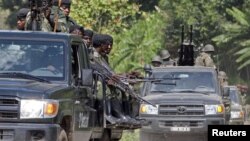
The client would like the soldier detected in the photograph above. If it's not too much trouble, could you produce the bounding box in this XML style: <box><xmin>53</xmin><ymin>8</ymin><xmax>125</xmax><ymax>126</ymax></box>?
<box><xmin>218</xmin><ymin>71</ymin><xmax>228</xmax><ymax>87</ymax></box>
<box><xmin>92</xmin><ymin>34</ymin><xmax>136</xmax><ymax>125</ymax></box>
<box><xmin>102</xmin><ymin>34</ymin><xmax>113</xmax><ymax>64</ymax></box>
<box><xmin>195</xmin><ymin>44</ymin><xmax>215</xmax><ymax>68</ymax></box>
<box><xmin>25</xmin><ymin>1</ymin><xmax>52</xmax><ymax>31</ymax></box>
<box><xmin>50</xmin><ymin>0</ymin><xmax>77</xmax><ymax>32</ymax></box>
<box><xmin>16</xmin><ymin>8</ymin><xmax>29</xmax><ymax>31</ymax></box>
<box><xmin>160</xmin><ymin>49</ymin><xmax>175</xmax><ymax>66</ymax></box>
<box><xmin>82</xmin><ymin>29</ymin><xmax>94</xmax><ymax>48</ymax></box>
<box><xmin>151</xmin><ymin>55</ymin><xmax>162</xmax><ymax>67</ymax></box>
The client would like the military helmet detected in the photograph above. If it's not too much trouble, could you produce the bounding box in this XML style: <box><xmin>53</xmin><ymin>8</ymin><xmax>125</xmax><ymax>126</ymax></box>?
<box><xmin>218</xmin><ymin>71</ymin><xmax>228</xmax><ymax>79</ymax></box>
<box><xmin>202</xmin><ymin>44</ymin><xmax>215</xmax><ymax>52</ymax></box>
<box><xmin>151</xmin><ymin>55</ymin><xmax>163</xmax><ymax>64</ymax></box>
<box><xmin>160</xmin><ymin>49</ymin><xmax>170</xmax><ymax>60</ymax></box>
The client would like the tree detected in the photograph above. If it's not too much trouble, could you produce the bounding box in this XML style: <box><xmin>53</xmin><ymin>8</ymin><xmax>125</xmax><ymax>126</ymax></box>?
<box><xmin>214</xmin><ymin>7</ymin><xmax>250</xmax><ymax>70</ymax></box>
<box><xmin>71</xmin><ymin>0</ymin><xmax>140</xmax><ymax>34</ymax></box>
<box><xmin>110</xmin><ymin>12</ymin><xmax>167</xmax><ymax>73</ymax></box>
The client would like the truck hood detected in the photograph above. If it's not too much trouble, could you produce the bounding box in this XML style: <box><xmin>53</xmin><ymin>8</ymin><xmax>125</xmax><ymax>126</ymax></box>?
<box><xmin>143</xmin><ymin>93</ymin><xmax>222</xmax><ymax>104</ymax></box>
<box><xmin>0</xmin><ymin>78</ymin><xmax>67</xmax><ymax>98</ymax></box>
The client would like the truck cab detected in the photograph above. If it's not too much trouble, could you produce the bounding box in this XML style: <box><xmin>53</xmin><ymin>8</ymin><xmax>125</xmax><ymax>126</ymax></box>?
<box><xmin>139</xmin><ymin>66</ymin><xmax>227</xmax><ymax>141</ymax></box>
<box><xmin>0</xmin><ymin>30</ymin><xmax>123</xmax><ymax>141</ymax></box>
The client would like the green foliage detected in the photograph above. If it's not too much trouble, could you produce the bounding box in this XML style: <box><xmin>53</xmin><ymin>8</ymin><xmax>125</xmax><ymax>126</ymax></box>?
<box><xmin>121</xmin><ymin>130</ymin><xmax>139</xmax><ymax>141</ymax></box>
<box><xmin>71</xmin><ymin>0</ymin><xmax>140</xmax><ymax>33</ymax></box>
<box><xmin>110</xmin><ymin>12</ymin><xmax>167</xmax><ymax>73</ymax></box>
<box><xmin>213</xmin><ymin>7</ymin><xmax>250</xmax><ymax>70</ymax></box>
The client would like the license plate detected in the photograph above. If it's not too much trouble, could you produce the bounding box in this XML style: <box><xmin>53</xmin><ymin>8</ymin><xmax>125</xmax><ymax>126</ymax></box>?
<box><xmin>170</xmin><ymin>127</ymin><xmax>190</xmax><ymax>132</ymax></box>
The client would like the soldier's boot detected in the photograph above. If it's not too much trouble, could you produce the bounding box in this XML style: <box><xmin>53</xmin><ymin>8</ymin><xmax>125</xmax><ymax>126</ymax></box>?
<box><xmin>105</xmin><ymin>99</ymin><xmax>122</xmax><ymax>125</ymax></box>
<box><xmin>110</xmin><ymin>98</ymin><xmax>133</xmax><ymax>124</ymax></box>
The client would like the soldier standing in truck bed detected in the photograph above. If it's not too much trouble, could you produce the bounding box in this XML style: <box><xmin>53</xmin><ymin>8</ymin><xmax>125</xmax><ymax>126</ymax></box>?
<box><xmin>195</xmin><ymin>44</ymin><xmax>216</xmax><ymax>68</ymax></box>
<box><xmin>151</xmin><ymin>55</ymin><xmax>163</xmax><ymax>67</ymax></box>
<box><xmin>16</xmin><ymin>8</ymin><xmax>29</xmax><ymax>31</ymax></box>
<box><xmin>159</xmin><ymin>49</ymin><xmax>175</xmax><ymax>66</ymax></box>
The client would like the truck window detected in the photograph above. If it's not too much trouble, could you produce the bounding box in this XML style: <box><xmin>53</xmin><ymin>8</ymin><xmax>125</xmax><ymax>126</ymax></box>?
<box><xmin>0</xmin><ymin>39</ymin><xmax>65</xmax><ymax>81</ymax></box>
<box><xmin>150</xmin><ymin>71</ymin><xmax>216</xmax><ymax>93</ymax></box>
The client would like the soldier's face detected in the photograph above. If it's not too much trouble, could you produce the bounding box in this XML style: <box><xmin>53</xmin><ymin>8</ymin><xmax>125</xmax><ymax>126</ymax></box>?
<box><xmin>17</xmin><ymin>18</ymin><xmax>26</xmax><ymax>30</ymax></box>
<box><xmin>60</xmin><ymin>5</ymin><xmax>70</xmax><ymax>16</ymax></box>
<box><xmin>82</xmin><ymin>36</ymin><xmax>92</xmax><ymax>47</ymax></box>
<box><xmin>152</xmin><ymin>62</ymin><xmax>161</xmax><ymax>67</ymax></box>
<box><xmin>106</xmin><ymin>44</ymin><xmax>112</xmax><ymax>54</ymax></box>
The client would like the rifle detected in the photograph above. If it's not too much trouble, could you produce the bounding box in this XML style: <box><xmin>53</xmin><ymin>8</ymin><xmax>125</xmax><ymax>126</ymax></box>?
<box><xmin>178</xmin><ymin>25</ymin><xmax>195</xmax><ymax>66</ymax></box>
<box><xmin>53</xmin><ymin>0</ymin><xmax>61</xmax><ymax>32</ymax></box>
<box><xmin>28</xmin><ymin>0</ymin><xmax>52</xmax><ymax>31</ymax></box>
<box><xmin>91</xmin><ymin>61</ymin><xmax>155</xmax><ymax>107</ymax></box>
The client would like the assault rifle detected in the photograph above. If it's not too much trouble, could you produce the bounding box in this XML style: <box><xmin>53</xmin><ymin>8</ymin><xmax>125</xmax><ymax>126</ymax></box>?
<box><xmin>91</xmin><ymin>62</ymin><xmax>155</xmax><ymax>107</ymax></box>
<box><xmin>28</xmin><ymin>0</ymin><xmax>52</xmax><ymax>31</ymax></box>
<box><xmin>178</xmin><ymin>25</ymin><xmax>195</xmax><ymax>66</ymax></box>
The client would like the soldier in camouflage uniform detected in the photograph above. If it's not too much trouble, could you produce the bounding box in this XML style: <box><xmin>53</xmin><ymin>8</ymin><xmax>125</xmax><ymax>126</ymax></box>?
<box><xmin>151</xmin><ymin>55</ymin><xmax>162</xmax><ymax>67</ymax></box>
<box><xmin>218</xmin><ymin>70</ymin><xmax>231</xmax><ymax>124</ymax></box>
<box><xmin>50</xmin><ymin>0</ymin><xmax>77</xmax><ymax>32</ymax></box>
<box><xmin>159</xmin><ymin>49</ymin><xmax>175</xmax><ymax>66</ymax></box>
<box><xmin>218</xmin><ymin>71</ymin><xmax>229</xmax><ymax>87</ymax></box>
<box><xmin>195</xmin><ymin>44</ymin><xmax>215</xmax><ymax>68</ymax></box>
<box><xmin>24</xmin><ymin>4</ymin><xmax>52</xmax><ymax>32</ymax></box>
<box><xmin>16</xmin><ymin>8</ymin><xmax>29</xmax><ymax>31</ymax></box>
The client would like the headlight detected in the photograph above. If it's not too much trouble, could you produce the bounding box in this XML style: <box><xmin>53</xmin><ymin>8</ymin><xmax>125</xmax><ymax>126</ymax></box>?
<box><xmin>140</xmin><ymin>104</ymin><xmax>159</xmax><ymax>115</ymax></box>
<box><xmin>205</xmin><ymin>104</ymin><xmax>224</xmax><ymax>115</ymax></box>
<box><xmin>231</xmin><ymin>111</ymin><xmax>244</xmax><ymax>119</ymax></box>
<box><xmin>20</xmin><ymin>99</ymin><xmax>59</xmax><ymax>119</ymax></box>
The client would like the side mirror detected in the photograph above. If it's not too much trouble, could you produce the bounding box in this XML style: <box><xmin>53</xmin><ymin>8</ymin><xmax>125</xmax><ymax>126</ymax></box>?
<box><xmin>81</xmin><ymin>69</ymin><xmax>93</xmax><ymax>86</ymax></box>
<box><xmin>144</xmin><ymin>64</ymin><xmax>152</xmax><ymax>77</ymax></box>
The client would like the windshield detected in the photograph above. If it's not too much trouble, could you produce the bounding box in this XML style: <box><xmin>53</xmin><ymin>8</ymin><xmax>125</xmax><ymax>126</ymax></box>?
<box><xmin>150</xmin><ymin>71</ymin><xmax>216</xmax><ymax>94</ymax></box>
<box><xmin>0</xmin><ymin>39</ymin><xmax>65</xmax><ymax>81</ymax></box>
<box><xmin>229</xmin><ymin>89</ymin><xmax>242</xmax><ymax>104</ymax></box>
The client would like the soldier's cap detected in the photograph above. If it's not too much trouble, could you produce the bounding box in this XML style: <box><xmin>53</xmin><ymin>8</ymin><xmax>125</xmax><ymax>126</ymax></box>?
<box><xmin>16</xmin><ymin>8</ymin><xmax>29</xmax><ymax>19</ymax></box>
<box><xmin>53</xmin><ymin>0</ymin><xmax>71</xmax><ymax>6</ymax></box>
<box><xmin>83</xmin><ymin>29</ymin><xmax>94</xmax><ymax>38</ymax></box>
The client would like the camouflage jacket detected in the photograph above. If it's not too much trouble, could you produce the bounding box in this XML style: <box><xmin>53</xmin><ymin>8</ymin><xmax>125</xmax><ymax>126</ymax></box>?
<box><xmin>195</xmin><ymin>52</ymin><xmax>215</xmax><ymax>68</ymax></box>
<box><xmin>50</xmin><ymin>6</ymin><xmax>69</xmax><ymax>33</ymax></box>
<box><xmin>25</xmin><ymin>11</ymin><xmax>52</xmax><ymax>32</ymax></box>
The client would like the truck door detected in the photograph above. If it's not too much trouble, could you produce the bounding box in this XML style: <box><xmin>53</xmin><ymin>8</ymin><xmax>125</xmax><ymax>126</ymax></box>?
<box><xmin>71</xmin><ymin>42</ymin><xmax>93</xmax><ymax>141</ymax></box>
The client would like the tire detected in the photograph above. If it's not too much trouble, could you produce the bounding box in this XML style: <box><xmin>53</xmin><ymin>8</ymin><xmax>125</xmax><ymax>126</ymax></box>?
<box><xmin>58</xmin><ymin>129</ymin><xmax>68</xmax><ymax>141</ymax></box>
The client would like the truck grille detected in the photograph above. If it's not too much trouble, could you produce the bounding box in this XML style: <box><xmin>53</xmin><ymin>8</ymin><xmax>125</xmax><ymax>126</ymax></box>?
<box><xmin>159</xmin><ymin>120</ymin><xmax>203</xmax><ymax>127</ymax></box>
<box><xmin>0</xmin><ymin>98</ymin><xmax>19</xmax><ymax>119</ymax></box>
<box><xmin>159</xmin><ymin>104</ymin><xmax>204</xmax><ymax>116</ymax></box>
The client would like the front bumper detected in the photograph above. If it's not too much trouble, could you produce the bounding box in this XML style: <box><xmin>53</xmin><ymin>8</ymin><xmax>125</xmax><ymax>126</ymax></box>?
<box><xmin>141</xmin><ymin>117</ymin><xmax>225</xmax><ymax>135</ymax></box>
<box><xmin>0</xmin><ymin>123</ymin><xmax>61</xmax><ymax>141</ymax></box>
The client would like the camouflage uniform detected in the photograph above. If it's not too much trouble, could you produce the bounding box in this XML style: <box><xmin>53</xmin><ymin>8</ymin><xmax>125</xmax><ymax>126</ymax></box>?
<box><xmin>218</xmin><ymin>71</ymin><xmax>228</xmax><ymax>87</ymax></box>
<box><xmin>25</xmin><ymin>11</ymin><xmax>52</xmax><ymax>32</ymax></box>
<box><xmin>195</xmin><ymin>44</ymin><xmax>215</xmax><ymax>68</ymax></box>
<box><xmin>195</xmin><ymin>52</ymin><xmax>215</xmax><ymax>67</ymax></box>
<box><xmin>50</xmin><ymin>6</ymin><xmax>68</xmax><ymax>32</ymax></box>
